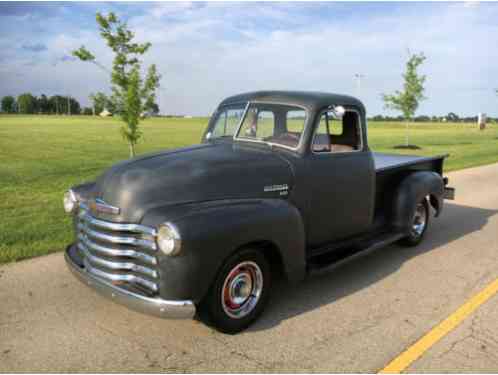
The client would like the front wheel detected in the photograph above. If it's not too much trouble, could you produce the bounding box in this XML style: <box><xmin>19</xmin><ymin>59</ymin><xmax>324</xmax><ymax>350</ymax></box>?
<box><xmin>198</xmin><ymin>248</ymin><xmax>271</xmax><ymax>334</ymax></box>
<box><xmin>399</xmin><ymin>198</ymin><xmax>430</xmax><ymax>247</ymax></box>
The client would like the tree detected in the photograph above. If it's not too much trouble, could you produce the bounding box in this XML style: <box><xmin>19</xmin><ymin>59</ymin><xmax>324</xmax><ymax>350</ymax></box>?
<box><xmin>48</xmin><ymin>95</ymin><xmax>62</xmax><ymax>114</ymax></box>
<box><xmin>382</xmin><ymin>52</ymin><xmax>427</xmax><ymax>148</ymax></box>
<box><xmin>69</xmin><ymin>97</ymin><xmax>81</xmax><ymax>115</ymax></box>
<box><xmin>89</xmin><ymin>92</ymin><xmax>113</xmax><ymax>115</ymax></box>
<box><xmin>82</xmin><ymin>107</ymin><xmax>93</xmax><ymax>115</ymax></box>
<box><xmin>17</xmin><ymin>93</ymin><xmax>37</xmax><ymax>114</ymax></box>
<box><xmin>72</xmin><ymin>12</ymin><xmax>161</xmax><ymax>157</ymax></box>
<box><xmin>47</xmin><ymin>95</ymin><xmax>80</xmax><ymax>115</ymax></box>
<box><xmin>149</xmin><ymin>102</ymin><xmax>160</xmax><ymax>116</ymax></box>
<box><xmin>38</xmin><ymin>94</ymin><xmax>50</xmax><ymax>114</ymax></box>
<box><xmin>414</xmin><ymin>115</ymin><xmax>431</xmax><ymax>122</ymax></box>
<box><xmin>447</xmin><ymin>112</ymin><xmax>459</xmax><ymax>122</ymax></box>
<box><xmin>1</xmin><ymin>96</ymin><xmax>16</xmax><ymax>113</ymax></box>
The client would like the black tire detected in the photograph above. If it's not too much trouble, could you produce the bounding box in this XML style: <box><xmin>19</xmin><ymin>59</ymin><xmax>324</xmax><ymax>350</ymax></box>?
<box><xmin>198</xmin><ymin>248</ymin><xmax>271</xmax><ymax>334</ymax></box>
<box><xmin>398</xmin><ymin>198</ymin><xmax>430</xmax><ymax>247</ymax></box>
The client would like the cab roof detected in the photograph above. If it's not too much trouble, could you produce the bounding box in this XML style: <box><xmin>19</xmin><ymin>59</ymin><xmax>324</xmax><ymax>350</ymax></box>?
<box><xmin>219</xmin><ymin>91</ymin><xmax>365</xmax><ymax>113</ymax></box>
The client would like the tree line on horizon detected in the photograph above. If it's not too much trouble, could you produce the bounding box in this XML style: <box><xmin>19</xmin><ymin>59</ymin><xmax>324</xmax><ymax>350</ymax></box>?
<box><xmin>1</xmin><ymin>93</ymin><xmax>85</xmax><ymax>115</ymax></box>
<box><xmin>1</xmin><ymin>92</ymin><xmax>491</xmax><ymax>123</ymax></box>
<box><xmin>0</xmin><ymin>92</ymin><xmax>160</xmax><ymax>117</ymax></box>
<box><xmin>369</xmin><ymin>113</ymin><xmax>496</xmax><ymax>123</ymax></box>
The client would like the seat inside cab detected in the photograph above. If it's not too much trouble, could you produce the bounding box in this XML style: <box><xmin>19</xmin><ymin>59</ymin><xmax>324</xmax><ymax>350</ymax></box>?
<box><xmin>312</xmin><ymin>110</ymin><xmax>361</xmax><ymax>153</ymax></box>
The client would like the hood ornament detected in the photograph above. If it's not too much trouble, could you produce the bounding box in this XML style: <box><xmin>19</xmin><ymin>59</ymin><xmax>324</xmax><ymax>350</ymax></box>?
<box><xmin>89</xmin><ymin>198</ymin><xmax>120</xmax><ymax>215</ymax></box>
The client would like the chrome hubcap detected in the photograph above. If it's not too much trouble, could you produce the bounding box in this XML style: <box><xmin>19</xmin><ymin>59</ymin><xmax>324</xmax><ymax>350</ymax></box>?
<box><xmin>221</xmin><ymin>261</ymin><xmax>263</xmax><ymax>319</ymax></box>
<box><xmin>412</xmin><ymin>202</ymin><xmax>427</xmax><ymax>237</ymax></box>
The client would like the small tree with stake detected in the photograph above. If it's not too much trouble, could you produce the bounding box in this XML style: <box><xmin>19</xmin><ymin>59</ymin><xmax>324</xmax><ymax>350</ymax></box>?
<box><xmin>72</xmin><ymin>12</ymin><xmax>160</xmax><ymax>157</ymax></box>
<box><xmin>382</xmin><ymin>52</ymin><xmax>426</xmax><ymax>149</ymax></box>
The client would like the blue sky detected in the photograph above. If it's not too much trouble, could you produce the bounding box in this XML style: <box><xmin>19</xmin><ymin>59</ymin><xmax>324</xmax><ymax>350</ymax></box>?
<box><xmin>0</xmin><ymin>1</ymin><xmax>497</xmax><ymax>116</ymax></box>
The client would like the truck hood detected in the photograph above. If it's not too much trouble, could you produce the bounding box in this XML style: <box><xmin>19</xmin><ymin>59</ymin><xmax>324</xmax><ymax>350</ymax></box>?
<box><xmin>92</xmin><ymin>143</ymin><xmax>293</xmax><ymax>222</ymax></box>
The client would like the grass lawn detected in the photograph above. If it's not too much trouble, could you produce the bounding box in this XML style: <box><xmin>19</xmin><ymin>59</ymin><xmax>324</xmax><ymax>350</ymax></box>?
<box><xmin>1</xmin><ymin>114</ymin><xmax>497</xmax><ymax>264</ymax></box>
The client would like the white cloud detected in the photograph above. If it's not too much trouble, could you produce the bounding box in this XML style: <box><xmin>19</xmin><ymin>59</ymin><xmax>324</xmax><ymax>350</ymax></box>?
<box><xmin>1</xmin><ymin>2</ymin><xmax>497</xmax><ymax>116</ymax></box>
<box><xmin>463</xmin><ymin>1</ymin><xmax>480</xmax><ymax>8</ymax></box>
<box><xmin>148</xmin><ymin>2</ymin><xmax>195</xmax><ymax>19</ymax></box>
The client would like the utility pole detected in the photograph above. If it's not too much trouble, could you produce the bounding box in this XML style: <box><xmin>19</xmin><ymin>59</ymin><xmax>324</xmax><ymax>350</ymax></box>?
<box><xmin>354</xmin><ymin>74</ymin><xmax>364</xmax><ymax>98</ymax></box>
<box><xmin>67</xmin><ymin>95</ymin><xmax>71</xmax><ymax>116</ymax></box>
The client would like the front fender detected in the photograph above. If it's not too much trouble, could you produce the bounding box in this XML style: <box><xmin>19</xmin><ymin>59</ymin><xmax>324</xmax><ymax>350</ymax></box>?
<box><xmin>392</xmin><ymin>171</ymin><xmax>444</xmax><ymax>232</ymax></box>
<box><xmin>142</xmin><ymin>199</ymin><xmax>306</xmax><ymax>303</ymax></box>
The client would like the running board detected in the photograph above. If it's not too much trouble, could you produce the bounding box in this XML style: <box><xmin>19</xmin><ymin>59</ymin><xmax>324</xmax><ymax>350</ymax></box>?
<box><xmin>307</xmin><ymin>232</ymin><xmax>405</xmax><ymax>275</ymax></box>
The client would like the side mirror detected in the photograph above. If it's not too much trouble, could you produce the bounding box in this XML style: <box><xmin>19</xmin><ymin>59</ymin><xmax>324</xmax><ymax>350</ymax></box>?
<box><xmin>332</xmin><ymin>105</ymin><xmax>346</xmax><ymax>119</ymax></box>
<box><xmin>205</xmin><ymin>132</ymin><xmax>212</xmax><ymax>140</ymax></box>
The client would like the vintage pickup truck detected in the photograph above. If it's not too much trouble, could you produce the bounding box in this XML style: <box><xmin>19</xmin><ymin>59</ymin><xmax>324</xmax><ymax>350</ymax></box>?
<box><xmin>64</xmin><ymin>91</ymin><xmax>454</xmax><ymax>333</ymax></box>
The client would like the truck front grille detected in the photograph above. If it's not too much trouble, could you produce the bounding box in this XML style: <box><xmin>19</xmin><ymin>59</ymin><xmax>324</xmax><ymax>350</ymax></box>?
<box><xmin>75</xmin><ymin>203</ymin><xmax>159</xmax><ymax>295</ymax></box>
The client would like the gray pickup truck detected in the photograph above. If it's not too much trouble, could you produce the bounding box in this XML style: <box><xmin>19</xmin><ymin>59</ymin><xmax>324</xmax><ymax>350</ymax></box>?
<box><xmin>64</xmin><ymin>91</ymin><xmax>454</xmax><ymax>333</ymax></box>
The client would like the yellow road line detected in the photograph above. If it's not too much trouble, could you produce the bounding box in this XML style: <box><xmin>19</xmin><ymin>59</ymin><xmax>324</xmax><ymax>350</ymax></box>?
<box><xmin>380</xmin><ymin>277</ymin><xmax>498</xmax><ymax>374</ymax></box>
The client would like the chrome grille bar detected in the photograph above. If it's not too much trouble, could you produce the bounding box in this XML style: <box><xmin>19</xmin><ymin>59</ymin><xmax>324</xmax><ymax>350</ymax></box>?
<box><xmin>83</xmin><ymin>258</ymin><xmax>158</xmax><ymax>293</ymax></box>
<box><xmin>78</xmin><ymin>223</ymin><xmax>157</xmax><ymax>251</ymax></box>
<box><xmin>78</xmin><ymin>210</ymin><xmax>157</xmax><ymax>236</ymax></box>
<box><xmin>78</xmin><ymin>234</ymin><xmax>157</xmax><ymax>266</ymax></box>
<box><xmin>78</xmin><ymin>243</ymin><xmax>158</xmax><ymax>279</ymax></box>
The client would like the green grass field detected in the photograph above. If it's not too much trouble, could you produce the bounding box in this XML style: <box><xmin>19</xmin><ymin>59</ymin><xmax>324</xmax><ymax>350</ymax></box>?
<box><xmin>1</xmin><ymin>114</ymin><xmax>497</xmax><ymax>264</ymax></box>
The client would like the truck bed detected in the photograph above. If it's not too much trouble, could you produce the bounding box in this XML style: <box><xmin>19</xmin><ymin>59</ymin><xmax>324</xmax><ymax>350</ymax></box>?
<box><xmin>373</xmin><ymin>152</ymin><xmax>447</xmax><ymax>230</ymax></box>
<box><xmin>373</xmin><ymin>152</ymin><xmax>446</xmax><ymax>173</ymax></box>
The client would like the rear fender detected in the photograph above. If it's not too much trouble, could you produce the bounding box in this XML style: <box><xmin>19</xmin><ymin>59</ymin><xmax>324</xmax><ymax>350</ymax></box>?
<box><xmin>392</xmin><ymin>171</ymin><xmax>444</xmax><ymax>232</ymax></box>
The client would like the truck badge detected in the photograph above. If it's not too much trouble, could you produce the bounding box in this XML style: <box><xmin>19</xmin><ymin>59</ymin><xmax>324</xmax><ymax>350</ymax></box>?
<box><xmin>264</xmin><ymin>184</ymin><xmax>289</xmax><ymax>195</ymax></box>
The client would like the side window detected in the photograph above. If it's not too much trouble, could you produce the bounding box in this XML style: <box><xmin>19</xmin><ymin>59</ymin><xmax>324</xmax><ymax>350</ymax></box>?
<box><xmin>312</xmin><ymin>110</ymin><xmax>361</xmax><ymax>153</ymax></box>
<box><xmin>212</xmin><ymin>107</ymin><xmax>245</xmax><ymax>138</ymax></box>
<box><xmin>329</xmin><ymin>116</ymin><xmax>343</xmax><ymax>136</ymax></box>
<box><xmin>286</xmin><ymin>110</ymin><xmax>306</xmax><ymax>133</ymax></box>
<box><xmin>239</xmin><ymin>108</ymin><xmax>275</xmax><ymax>139</ymax></box>
<box><xmin>236</xmin><ymin>103</ymin><xmax>306</xmax><ymax>149</ymax></box>
<box><xmin>255</xmin><ymin>110</ymin><xmax>275</xmax><ymax>139</ymax></box>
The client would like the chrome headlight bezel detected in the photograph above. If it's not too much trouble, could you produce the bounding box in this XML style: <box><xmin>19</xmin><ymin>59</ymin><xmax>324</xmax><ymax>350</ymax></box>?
<box><xmin>157</xmin><ymin>222</ymin><xmax>182</xmax><ymax>256</ymax></box>
<box><xmin>63</xmin><ymin>189</ymin><xmax>78</xmax><ymax>214</ymax></box>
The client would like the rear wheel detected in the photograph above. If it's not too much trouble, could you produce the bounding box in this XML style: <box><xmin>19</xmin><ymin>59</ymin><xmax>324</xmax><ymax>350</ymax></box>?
<box><xmin>198</xmin><ymin>248</ymin><xmax>271</xmax><ymax>334</ymax></box>
<box><xmin>399</xmin><ymin>198</ymin><xmax>430</xmax><ymax>247</ymax></box>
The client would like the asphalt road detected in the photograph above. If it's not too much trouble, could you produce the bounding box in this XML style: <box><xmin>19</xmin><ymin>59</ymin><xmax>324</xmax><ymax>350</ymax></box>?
<box><xmin>1</xmin><ymin>162</ymin><xmax>498</xmax><ymax>373</ymax></box>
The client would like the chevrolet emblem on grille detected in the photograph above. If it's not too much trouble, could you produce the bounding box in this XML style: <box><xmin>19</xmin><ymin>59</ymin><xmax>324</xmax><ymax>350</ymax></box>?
<box><xmin>90</xmin><ymin>198</ymin><xmax>120</xmax><ymax>215</ymax></box>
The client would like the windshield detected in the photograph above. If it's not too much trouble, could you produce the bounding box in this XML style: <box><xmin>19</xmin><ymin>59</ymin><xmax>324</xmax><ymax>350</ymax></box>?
<box><xmin>208</xmin><ymin>103</ymin><xmax>247</xmax><ymax>139</ymax></box>
<box><xmin>235</xmin><ymin>102</ymin><xmax>307</xmax><ymax>149</ymax></box>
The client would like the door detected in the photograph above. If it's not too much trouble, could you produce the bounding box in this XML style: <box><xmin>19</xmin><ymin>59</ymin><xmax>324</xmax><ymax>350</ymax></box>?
<box><xmin>305</xmin><ymin>108</ymin><xmax>375</xmax><ymax>248</ymax></box>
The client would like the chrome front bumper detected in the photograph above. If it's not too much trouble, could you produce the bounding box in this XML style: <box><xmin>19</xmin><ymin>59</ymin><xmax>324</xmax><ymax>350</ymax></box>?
<box><xmin>65</xmin><ymin>246</ymin><xmax>196</xmax><ymax>319</ymax></box>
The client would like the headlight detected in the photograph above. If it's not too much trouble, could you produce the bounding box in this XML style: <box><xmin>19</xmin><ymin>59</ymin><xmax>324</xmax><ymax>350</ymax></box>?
<box><xmin>63</xmin><ymin>190</ymin><xmax>77</xmax><ymax>214</ymax></box>
<box><xmin>157</xmin><ymin>222</ymin><xmax>182</xmax><ymax>256</ymax></box>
